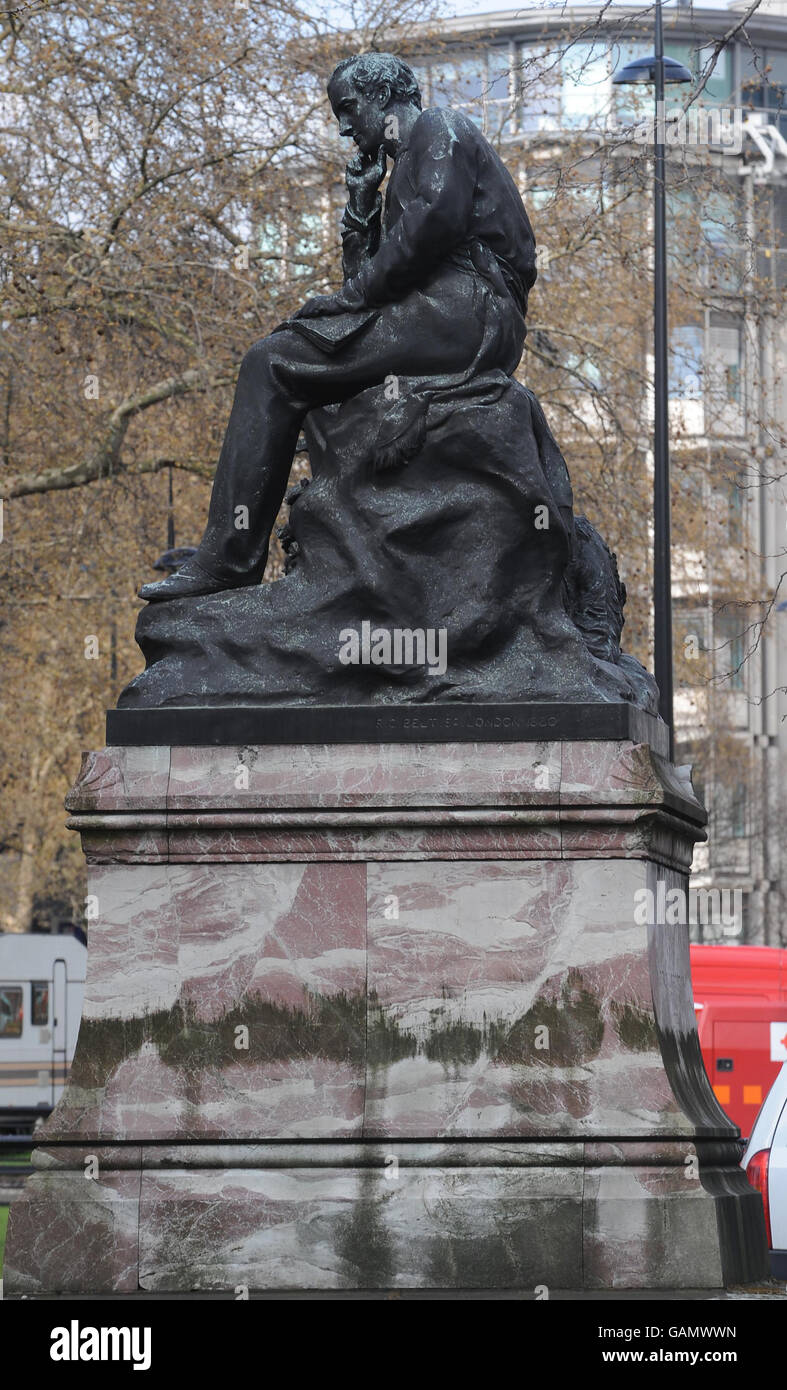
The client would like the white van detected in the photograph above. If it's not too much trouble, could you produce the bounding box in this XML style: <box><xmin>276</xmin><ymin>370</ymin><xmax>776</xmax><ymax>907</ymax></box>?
<box><xmin>0</xmin><ymin>933</ymin><xmax>86</xmax><ymax>1137</ymax></box>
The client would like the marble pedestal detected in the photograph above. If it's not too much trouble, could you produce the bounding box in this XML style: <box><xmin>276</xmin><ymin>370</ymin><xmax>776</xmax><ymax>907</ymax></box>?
<box><xmin>5</xmin><ymin>738</ymin><xmax>768</xmax><ymax>1292</ymax></box>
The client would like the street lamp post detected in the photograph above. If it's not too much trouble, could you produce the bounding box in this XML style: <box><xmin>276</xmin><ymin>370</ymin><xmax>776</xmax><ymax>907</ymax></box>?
<box><xmin>613</xmin><ymin>1</ymin><xmax>692</xmax><ymax>761</ymax></box>
<box><xmin>150</xmin><ymin>467</ymin><xmax>197</xmax><ymax>578</ymax></box>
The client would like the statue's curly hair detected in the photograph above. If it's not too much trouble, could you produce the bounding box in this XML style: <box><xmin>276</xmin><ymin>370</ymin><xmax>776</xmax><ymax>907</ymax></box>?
<box><xmin>328</xmin><ymin>52</ymin><xmax>422</xmax><ymax>108</ymax></box>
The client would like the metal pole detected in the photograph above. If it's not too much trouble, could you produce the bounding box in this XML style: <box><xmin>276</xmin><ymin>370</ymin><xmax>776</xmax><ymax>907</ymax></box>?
<box><xmin>167</xmin><ymin>463</ymin><xmax>175</xmax><ymax>551</ymax></box>
<box><xmin>653</xmin><ymin>0</ymin><xmax>674</xmax><ymax>758</ymax></box>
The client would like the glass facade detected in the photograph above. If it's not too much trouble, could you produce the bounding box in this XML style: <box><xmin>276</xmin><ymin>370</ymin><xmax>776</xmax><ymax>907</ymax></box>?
<box><xmin>561</xmin><ymin>42</ymin><xmax>611</xmax><ymax>129</ymax></box>
<box><xmin>740</xmin><ymin>46</ymin><xmax>787</xmax><ymax>137</ymax></box>
<box><xmin>413</xmin><ymin>32</ymin><xmax>784</xmax><ymax>140</ymax></box>
<box><xmin>419</xmin><ymin>48</ymin><xmax>515</xmax><ymax>137</ymax></box>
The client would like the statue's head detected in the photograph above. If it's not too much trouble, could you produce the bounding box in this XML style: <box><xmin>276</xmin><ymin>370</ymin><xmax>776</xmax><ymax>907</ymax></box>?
<box><xmin>328</xmin><ymin>52</ymin><xmax>422</xmax><ymax>154</ymax></box>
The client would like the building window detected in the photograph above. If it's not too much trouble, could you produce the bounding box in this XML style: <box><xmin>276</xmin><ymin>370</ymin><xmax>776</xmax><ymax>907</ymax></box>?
<box><xmin>674</xmin><ymin>603</ymin><xmax>710</xmax><ymax>702</ymax></box>
<box><xmin>700</xmin><ymin>187</ymin><xmax>741</xmax><ymax>252</ymax></box>
<box><xmin>670</xmin><ymin>324</ymin><xmax>703</xmax><ymax>398</ymax></box>
<box><xmin>696</xmin><ymin>45</ymin><xmax>733</xmax><ymax>104</ymax></box>
<box><xmin>728</xmin><ymin>480</ymin><xmax>744</xmax><ymax>544</ymax></box>
<box><xmin>664</xmin><ymin>41</ymin><xmax>697</xmax><ymax>75</ymax></box>
<box><xmin>714</xmin><ymin>609</ymin><xmax>746</xmax><ymax>691</ymax></box>
<box><xmin>0</xmin><ymin>985</ymin><xmax>23</xmax><ymax>1038</ymax></box>
<box><xmin>741</xmin><ymin>46</ymin><xmax>787</xmax><ymax>138</ymax></box>
<box><xmin>667</xmin><ymin>182</ymin><xmax>744</xmax><ymax>292</ymax></box>
<box><xmin>675</xmin><ymin>606</ymin><xmax>710</xmax><ymax>666</ymax></box>
<box><xmin>32</xmin><ymin>981</ymin><xmax>49</xmax><ymax>1026</ymax></box>
<box><xmin>661</xmin><ymin>42</ymin><xmax>734</xmax><ymax>104</ymax></box>
<box><xmin>291</xmin><ymin>212</ymin><xmax>325</xmax><ymax>279</ymax></box>
<box><xmin>669</xmin><ymin>315</ymin><xmax>743</xmax><ymax>408</ymax></box>
<box><xmin>730</xmin><ymin>782</ymin><xmax>748</xmax><ymax>838</ymax></box>
<box><xmin>711</xmin><ymin>780</ymin><xmax>748</xmax><ymax>840</ymax></box>
<box><xmin>561</xmin><ymin>42</ymin><xmax>611</xmax><ymax>130</ymax></box>
<box><xmin>488</xmin><ymin>48</ymin><xmax>513</xmax><ymax>101</ymax></box>
<box><xmin>519</xmin><ymin>45</ymin><xmax>561</xmax><ymax>133</ymax></box>
<box><xmin>561</xmin><ymin>352</ymin><xmax>603</xmax><ymax>391</ymax></box>
<box><xmin>714</xmin><ymin>470</ymin><xmax>745</xmax><ymax>545</ymax></box>
<box><xmin>707</xmin><ymin>312</ymin><xmax>742</xmax><ymax>405</ymax></box>
<box><xmin>425</xmin><ymin>49</ymin><xmax>514</xmax><ymax>137</ymax></box>
<box><xmin>429</xmin><ymin>57</ymin><xmax>484</xmax><ymax>121</ymax></box>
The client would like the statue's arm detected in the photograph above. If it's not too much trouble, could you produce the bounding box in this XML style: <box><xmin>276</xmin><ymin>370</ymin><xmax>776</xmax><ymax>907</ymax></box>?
<box><xmin>341</xmin><ymin>194</ymin><xmax>382</xmax><ymax>281</ymax></box>
<box><xmin>347</xmin><ymin>111</ymin><xmax>474</xmax><ymax>308</ymax></box>
<box><xmin>341</xmin><ymin>147</ymin><xmax>386</xmax><ymax>281</ymax></box>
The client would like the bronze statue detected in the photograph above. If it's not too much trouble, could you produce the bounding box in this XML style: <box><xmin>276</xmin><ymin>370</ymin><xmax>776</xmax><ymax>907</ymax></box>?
<box><xmin>140</xmin><ymin>53</ymin><xmax>536</xmax><ymax>603</ymax></box>
<box><xmin>121</xmin><ymin>53</ymin><xmax>656</xmax><ymax>711</ymax></box>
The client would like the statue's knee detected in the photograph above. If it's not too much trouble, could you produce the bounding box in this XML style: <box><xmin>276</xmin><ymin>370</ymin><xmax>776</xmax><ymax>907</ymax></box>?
<box><xmin>239</xmin><ymin>329</ymin><xmax>304</xmax><ymax>399</ymax></box>
<box><xmin>240</xmin><ymin>336</ymin><xmax>274</xmax><ymax>379</ymax></box>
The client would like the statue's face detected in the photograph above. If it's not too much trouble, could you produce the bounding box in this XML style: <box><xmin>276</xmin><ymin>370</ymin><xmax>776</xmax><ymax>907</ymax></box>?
<box><xmin>329</xmin><ymin>74</ymin><xmax>389</xmax><ymax>155</ymax></box>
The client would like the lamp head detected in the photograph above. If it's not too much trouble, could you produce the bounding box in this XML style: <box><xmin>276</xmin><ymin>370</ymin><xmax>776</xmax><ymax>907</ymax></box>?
<box><xmin>613</xmin><ymin>55</ymin><xmax>693</xmax><ymax>85</ymax></box>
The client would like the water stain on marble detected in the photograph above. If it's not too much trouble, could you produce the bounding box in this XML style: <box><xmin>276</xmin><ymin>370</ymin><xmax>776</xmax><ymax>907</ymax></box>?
<box><xmin>333</xmin><ymin>1168</ymin><xmax>397</xmax><ymax>1288</ymax></box>
<box><xmin>70</xmin><ymin>990</ymin><xmax>367</xmax><ymax>1086</ymax></box>
<box><xmin>611</xmin><ymin>1000</ymin><xmax>659</xmax><ymax>1052</ymax></box>
<box><xmin>68</xmin><ymin>968</ymin><xmax>622</xmax><ymax>1103</ymax></box>
<box><xmin>495</xmin><ymin>969</ymin><xmax>605</xmax><ymax>1067</ymax></box>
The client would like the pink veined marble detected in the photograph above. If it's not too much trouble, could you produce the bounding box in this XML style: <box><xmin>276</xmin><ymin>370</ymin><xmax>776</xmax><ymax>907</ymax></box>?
<box><xmin>4</xmin><ymin>737</ymin><xmax>767</xmax><ymax>1294</ymax></box>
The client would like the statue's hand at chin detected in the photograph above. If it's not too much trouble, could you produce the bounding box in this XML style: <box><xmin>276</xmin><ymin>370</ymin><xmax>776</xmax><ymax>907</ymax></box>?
<box><xmin>346</xmin><ymin>144</ymin><xmax>387</xmax><ymax>214</ymax></box>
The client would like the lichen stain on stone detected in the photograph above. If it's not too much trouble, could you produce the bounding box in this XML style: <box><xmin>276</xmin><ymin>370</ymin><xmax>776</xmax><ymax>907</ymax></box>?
<box><xmin>69</xmin><ymin>1015</ymin><xmax>149</xmax><ymax>1091</ymax></box>
<box><xmin>494</xmin><ymin>970</ymin><xmax>605</xmax><ymax>1067</ymax></box>
<box><xmin>423</xmin><ymin>1019</ymin><xmax>486</xmax><ymax>1067</ymax></box>
<box><xmin>367</xmin><ymin>992</ymin><xmax>418</xmax><ymax>1067</ymax></box>
<box><xmin>611</xmin><ymin>1000</ymin><xmax>659</xmax><ymax>1052</ymax></box>
<box><xmin>70</xmin><ymin>990</ymin><xmax>368</xmax><ymax>1087</ymax></box>
<box><xmin>68</xmin><ymin>969</ymin><xmax>608</xmax><ymax>1093</ymax></box>
<box><xmin>425</xmin><ymin>1210</ymin><xmax>525</xmax><ymax>1288</ymax></box>
<box><xmin>333</xmin><ymin>1168</ymin><xmax>396</xmax><ymax>1288</ymax></box>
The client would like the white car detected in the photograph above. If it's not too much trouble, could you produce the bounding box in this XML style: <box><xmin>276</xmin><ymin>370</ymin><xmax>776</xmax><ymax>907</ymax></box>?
<box><xmin>742</xmin><ymin>1061</ymin><xmax>787</xmax><ymax>1279</ymax></box>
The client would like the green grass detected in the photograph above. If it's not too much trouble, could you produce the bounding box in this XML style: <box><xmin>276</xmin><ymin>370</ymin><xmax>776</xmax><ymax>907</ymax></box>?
<box><xmin>0</xmin><ymin>1206</ymin><xmax>8</xmax><ymax>1278</ymax></box>
<box><xmin>0</xmin><ymin>1148</ymin><xmax>31</xmax><ymax>1279</ymax></box>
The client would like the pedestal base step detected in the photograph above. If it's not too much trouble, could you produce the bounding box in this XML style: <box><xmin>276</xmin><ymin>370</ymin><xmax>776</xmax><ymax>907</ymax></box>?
<box><xmin>5</xmin><ymin>1141</ymin><xmax>767</xmax><ymax>1294</ymax></box>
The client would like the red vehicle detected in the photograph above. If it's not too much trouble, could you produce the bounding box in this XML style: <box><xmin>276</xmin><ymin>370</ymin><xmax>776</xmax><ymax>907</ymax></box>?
<box><xmin>690</xmin><ymin>944</ymin><xmax>787</xmax><ymax>1137</ymax></box>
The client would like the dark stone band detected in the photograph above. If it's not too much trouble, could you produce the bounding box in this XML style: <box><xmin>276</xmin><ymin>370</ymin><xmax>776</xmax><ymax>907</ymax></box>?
<box><xmin>106</xmin><ymin>701</ymin><xmax>670</xmax><ymax>752</ymax></box>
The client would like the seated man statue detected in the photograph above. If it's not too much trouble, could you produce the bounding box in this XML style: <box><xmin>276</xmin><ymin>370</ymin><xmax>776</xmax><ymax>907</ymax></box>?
<box><xmin>124</xmin><ymin>51</ymin><xmax>655</xmax><ymax>713</ymax></box>
<box><xmin>139</xmin><ymin>51</ymin><xmax>537</xmax><ymax>603</ymax></box>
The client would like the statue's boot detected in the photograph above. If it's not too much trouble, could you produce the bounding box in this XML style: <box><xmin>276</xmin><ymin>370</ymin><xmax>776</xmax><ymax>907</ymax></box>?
<box><xmin>138</xmin><ymin>342</ymin><xmax>306</xmax><ymax>605</ymax></box>
<box><xmin>138</xmin><ymin>558</ymin><xmax>253</xmax><ymax>603</ymax></box>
